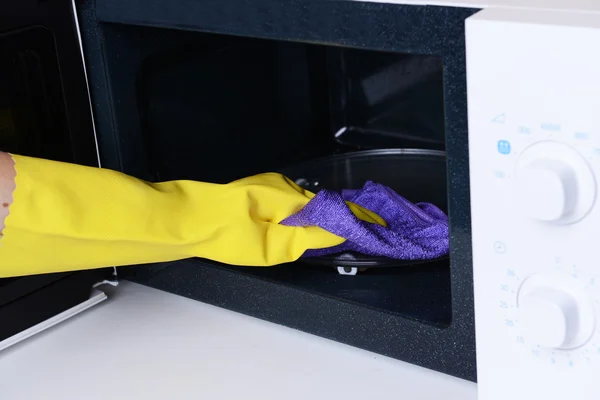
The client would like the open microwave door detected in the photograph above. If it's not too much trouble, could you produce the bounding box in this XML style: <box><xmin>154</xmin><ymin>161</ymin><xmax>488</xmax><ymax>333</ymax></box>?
<box><xmin>0</xmin><ymin>0</ymin><xmax>114</xmax><ymax>350</ymax></box>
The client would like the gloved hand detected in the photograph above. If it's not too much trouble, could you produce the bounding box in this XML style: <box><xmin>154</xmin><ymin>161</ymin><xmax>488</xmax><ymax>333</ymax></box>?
<box><xmin>0</xmin><ymin>154</ymin><xmax>384</xmax><ymax>277</ymax></box>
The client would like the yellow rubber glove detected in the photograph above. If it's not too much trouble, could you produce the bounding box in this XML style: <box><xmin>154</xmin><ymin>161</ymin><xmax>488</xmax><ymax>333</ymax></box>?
<box><xmin>0</xmin><ymin>154</ymin><xmax>385</xmax><ymax>278</ymax></box>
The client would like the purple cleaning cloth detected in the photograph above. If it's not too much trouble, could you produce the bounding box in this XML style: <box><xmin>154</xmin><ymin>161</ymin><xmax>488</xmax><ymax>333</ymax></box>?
<box><xmin>280</xmin><ymin>181</ymin><xmax>449</xmax><ymax>260</ymax></box>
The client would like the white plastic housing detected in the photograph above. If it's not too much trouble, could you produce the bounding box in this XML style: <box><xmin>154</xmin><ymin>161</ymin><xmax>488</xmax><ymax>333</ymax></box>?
<box><xmin>467</xmin><ymin>7</ymin><xmax>600</xmax><ymax>400</ymax></box>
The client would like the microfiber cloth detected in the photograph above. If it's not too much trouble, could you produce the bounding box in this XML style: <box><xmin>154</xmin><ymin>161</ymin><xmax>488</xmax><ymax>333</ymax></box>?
<box><xmin>280</xmin><ymin>181</ymin><xmax>449</xmax><ymax>260</ymax></box>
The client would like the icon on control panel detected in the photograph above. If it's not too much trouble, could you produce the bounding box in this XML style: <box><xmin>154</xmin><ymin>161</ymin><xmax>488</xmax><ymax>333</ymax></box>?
<box><xmin>497</xmin><ymin>140</ymin><xmax>511</xmax><ymax>155</ymax></box>
<box><xmin>575</xmin><ymin>132</ymin><xmax>589</xmax><ymax>140</ymax></box>
<box><xmin>493</xmin><ymin>170</ymin><xmax>505</xmax><ymax>179</ymax></box>
<box><xmin>541</xmin><ymin>123</ymin><xmax>561</xmax><ymax>132</ymax></box>
<box><xmin>518</xmin><ymin>126</ymin><xmax>531</xmax><ymax>134</ymax></box>
<box><xmin>491</xmin><ymin>113</ymin><xmax>506</xmax><ymax>123</ymax></box>
<box><xmin>494</xmin><ymin>241</ymin><xmax>507</xmax><ymax>254</ymax></box>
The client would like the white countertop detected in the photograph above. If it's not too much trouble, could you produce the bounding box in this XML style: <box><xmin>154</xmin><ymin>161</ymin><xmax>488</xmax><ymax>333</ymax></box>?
<box><xmin>0</xmin><ymin>281</ymin><xmax>477</xmax><ymax>400</ymax></box>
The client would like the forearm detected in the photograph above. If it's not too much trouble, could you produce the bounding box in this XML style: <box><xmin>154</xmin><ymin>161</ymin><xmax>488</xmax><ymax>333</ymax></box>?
<box><xmin>0</xmin><ymin>152</ymin><xmax>16</xmax><ymax>236</ymax></box>
<box><xmin>0</xmin><ymin>154</ymin><xmax>201</xmax><ymax>277</ymax></box>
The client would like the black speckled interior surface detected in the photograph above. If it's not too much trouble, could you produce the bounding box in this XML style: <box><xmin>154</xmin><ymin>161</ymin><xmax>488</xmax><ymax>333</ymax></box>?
<box><xmin>77</xmin><ymin>0</ymin><xmax>481</xmax><ymax>381</ymax></box>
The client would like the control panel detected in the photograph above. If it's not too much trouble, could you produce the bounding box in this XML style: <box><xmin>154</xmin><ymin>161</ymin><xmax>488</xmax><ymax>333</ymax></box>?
<box><xmin>467</xmin><ymin>8</ymin><xmax>600</xmax><ymax>400</ymax></box>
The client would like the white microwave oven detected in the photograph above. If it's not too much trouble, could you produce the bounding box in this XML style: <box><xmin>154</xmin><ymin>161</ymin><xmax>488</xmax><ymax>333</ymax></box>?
<box><xmin>1</xmin><ymin>1</ymin><xmax>600</xmax><ymax>399</ymax></box>
<box><xmin>467</xmin><ymin>5</ymin><xmax>600</xmax><ymax>400</ymax></box>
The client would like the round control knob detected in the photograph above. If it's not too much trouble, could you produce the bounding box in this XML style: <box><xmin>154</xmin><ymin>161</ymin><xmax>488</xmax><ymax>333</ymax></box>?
<box><xmin>519</xmin><ymin>287</ymin><xmax>577</xmax><ymax>348</ymax></box>
<box><xmin>515</xmin><ymin>141</ymin><xmax>596</xmax><ymax>224</ymax></box>
<box><xmin>517</xmin><ymin>272</ymin><xmax>595</xmax><ymax>350</ymax></box>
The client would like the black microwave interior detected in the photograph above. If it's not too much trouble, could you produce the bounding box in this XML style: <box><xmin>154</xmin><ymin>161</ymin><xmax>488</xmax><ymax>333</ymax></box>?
<box><xmin>138</xmin><ymin>34</ymin><xmax>446</xmax><ymax>183</ymax></box>
<box><xmin>105</xmin><ymin>23</ymin><xmax>453</xmax><ymax>327</ymax></box>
